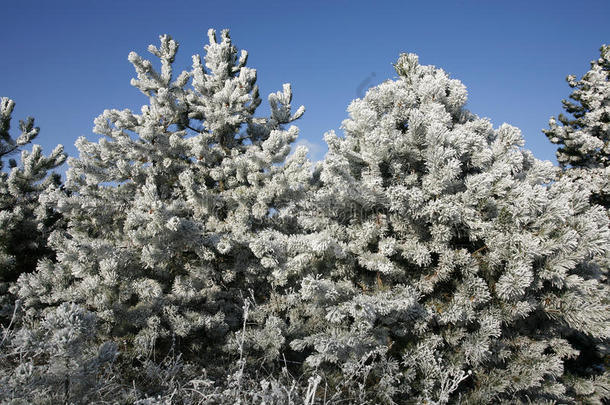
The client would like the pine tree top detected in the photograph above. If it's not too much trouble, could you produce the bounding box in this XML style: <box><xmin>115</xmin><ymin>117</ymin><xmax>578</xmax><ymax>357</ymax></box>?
<box><xmin>544</xmin><ymin>44</ymin><xmax>610</xmax><ymax>169</ymax></box>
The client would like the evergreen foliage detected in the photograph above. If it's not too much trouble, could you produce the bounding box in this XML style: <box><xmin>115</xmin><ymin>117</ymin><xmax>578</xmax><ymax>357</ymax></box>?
<box><xmin>1</xmin><ymin>31</ymin><xmax>609</xmax><ymax>405</ymax></box>
<box><xmin>253</xmin><ymin>53</ymin><xmax>610</xmax><ymax>403</ymax></box>
<box><xmin>0</xmin><ymin>98</ymin><xmax>66</xmax><ymax>323</ymax></box>
<box><xmin>544</xmin><ymin>45</ymin><xmax>610</xmax><ymax>209</ymax></box>
<box><xmin>14</xmin><ymin>29</ymin><xmax>310</xmax><ymax>368</ymax></box>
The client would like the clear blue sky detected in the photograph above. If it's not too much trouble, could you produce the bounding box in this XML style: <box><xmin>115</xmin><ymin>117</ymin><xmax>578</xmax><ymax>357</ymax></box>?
<box><xmin>2</xmin><ymin>0</ymin><xmax>609</xmax><ymax>168</ymax></box>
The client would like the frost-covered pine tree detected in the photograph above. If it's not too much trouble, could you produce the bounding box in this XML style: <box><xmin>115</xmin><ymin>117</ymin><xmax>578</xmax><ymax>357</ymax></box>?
<box><xmin>0</xmin><ymin>98</ymin><xmax>66</xmax><ymax>322</ymax></box>
<box><xmin>542</xmin><ymin>43</ymin><xmax>610</xmax><ymax>398</ymax></box>
<box><xmin>15</xmin><ymin>29</ymin><xmax>310</xmax><ymax>370</ymax></box>
<box><xmin>544</xmin><ymin>44</ymin><xmax>610</xmax><ymax>209</ymax></box>
<box><xmin>256</xmin><ymin>54</ymin><xmax>610</xmax><ymax>403</ymax></box>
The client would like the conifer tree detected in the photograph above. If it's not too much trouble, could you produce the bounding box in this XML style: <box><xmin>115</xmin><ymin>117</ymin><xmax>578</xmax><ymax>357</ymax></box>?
<box><xmin>15</xmin><ymin>29</ymin><xmax>310</xmax><ymax>371</ymax></box>
<box><xmin>256</xmin><ymin>54</ymin><xmax>610</xmax><ymax>403</ymax></box>
<box><xmin>543</xmin><ymin>43</ymin><xmax>610</xmax><ymax>401</ymax></box>
<box><xmin>544</xmin><ymin>44</ymin><xmax>610</xmax><ymax>209</ymax></box>
<box><xmin>0</xmin><ymin>98</ymin><xmax>66</xmax><ymax>323</ymax></box>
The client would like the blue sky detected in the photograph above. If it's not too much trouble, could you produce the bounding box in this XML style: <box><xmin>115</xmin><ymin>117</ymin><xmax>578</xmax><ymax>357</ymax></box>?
<box><xmin>2</xmin><ymin>0</ymin><xmax>609</xmax><ymax>169</ymax></box>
